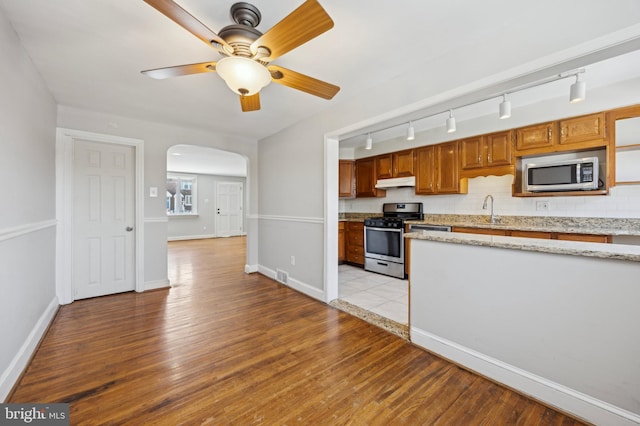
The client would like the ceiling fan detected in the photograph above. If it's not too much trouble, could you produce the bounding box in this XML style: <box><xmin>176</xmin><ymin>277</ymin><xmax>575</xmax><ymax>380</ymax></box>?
<box><xmin>141</xmin><ymin>0</ymin><xmax>340</xmax><ymax>112</ymax></box>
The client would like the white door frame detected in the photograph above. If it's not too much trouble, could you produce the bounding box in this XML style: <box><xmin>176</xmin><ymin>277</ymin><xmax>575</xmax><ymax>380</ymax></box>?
<box><xmin>56</xmin><ymin>128</ymin><xmax>144</xmax><ymax>304</ymax></box>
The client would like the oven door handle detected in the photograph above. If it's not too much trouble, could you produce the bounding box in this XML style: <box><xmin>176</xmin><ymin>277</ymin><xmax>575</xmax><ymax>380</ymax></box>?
<box><xmin>364</xmin><ymin>226</ymin><xmax>403</xmax><ymax>233</ymax></box>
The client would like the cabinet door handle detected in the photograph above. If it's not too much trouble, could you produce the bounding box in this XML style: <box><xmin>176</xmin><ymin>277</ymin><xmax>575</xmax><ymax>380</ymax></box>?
<box><xmin>487</xmin><ymin>153</ymin><xmax>492</xmax><ymax>163</ymax></box>
<box><xmin>478</xmin><ymin>155</ymin><xmax>481</xmax><ymax>164</ymax></box>
<box><xmin>548</xmin><ymin>128</ymin><xmax>552</xmax><ymax>141</ymax></box>
<box><xmin>561</xmin><ymin>127</ymin><xmax>566</xmax><ymax>138</ymax></box>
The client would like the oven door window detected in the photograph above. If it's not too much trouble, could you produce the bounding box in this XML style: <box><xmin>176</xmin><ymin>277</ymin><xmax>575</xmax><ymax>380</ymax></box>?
<box><xmin>365</xmin><ymin>227</ymin><xmax>402</xmax><ymax>259</ymax></box>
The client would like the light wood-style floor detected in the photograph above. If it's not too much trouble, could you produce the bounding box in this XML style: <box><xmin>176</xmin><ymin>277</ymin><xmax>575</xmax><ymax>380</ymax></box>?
<box><xmin>9</xmin><ymin>237</ymin><xmax>585</xmax><ymax>425</ymax></box>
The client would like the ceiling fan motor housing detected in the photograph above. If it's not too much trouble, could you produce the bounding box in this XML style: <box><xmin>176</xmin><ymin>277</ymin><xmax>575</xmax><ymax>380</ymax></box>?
<box><xmin>230</xmin><ymin>2</ymin><xmax>261</xmax><ymax>27</ymax></box>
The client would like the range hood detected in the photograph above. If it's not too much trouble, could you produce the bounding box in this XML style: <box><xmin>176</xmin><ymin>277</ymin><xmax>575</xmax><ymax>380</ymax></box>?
<box><xmin>374</xmin><ymin>176</ymin><xmax>416</xmax><ymax>189</ymax></box>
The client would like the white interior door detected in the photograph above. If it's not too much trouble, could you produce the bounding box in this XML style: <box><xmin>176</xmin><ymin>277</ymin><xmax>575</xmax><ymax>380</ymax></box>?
<box><xmin>73</xmin><ymin>140</ymin><xmax>135</xmax><ymax>299</ymax></box>
<box><xmin>216</xmin><ymin>182</ymin><xmax>243</xmax><ymax>237</ymax></box>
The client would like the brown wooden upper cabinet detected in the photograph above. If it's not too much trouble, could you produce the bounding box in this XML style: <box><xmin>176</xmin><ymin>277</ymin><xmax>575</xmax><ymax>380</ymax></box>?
<box><xmin>515</xmin><ymin>121</ymin><xmax>557</xmax><ymax>153</ymax></box>
<box><xmin>355</xmin><ymin>157</ymin><xmax>386</xmax><ymax>198</ymax></box>
<box><xmin>515</xmin><ymin>113</ymin><xmax>607</xmax><ymax>155</ymax></box>
<box><xmin>559</xmin><ymin>112</ymin><xmax>606</xmax><ymax>146</ymax></box>
<box><xmin>338</xmin><ymin>160</ymin><xmax>355</xmax><ymax>198</ymax></box>
<box><xmin>414</xmin><ymin>145</ymin><xmax>436</xmax><ymax>194</ymax></box>
<box><xmin>461</xmin><ymin>131</ymin><xmax>513</xmax><ymax>171</ymax></box>
<box><xmin>375</xmin><ymin>149</ymin><xmax>415</xmax><ymax>179</ymax></box>
<box><xmin>415</xmin><ymin>141</ymin><xmax>467</xmax><ymax>195</ymax></box>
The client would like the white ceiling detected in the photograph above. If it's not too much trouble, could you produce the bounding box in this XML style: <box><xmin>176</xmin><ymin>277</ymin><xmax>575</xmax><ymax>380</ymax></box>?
<box><xmin>167</xmin><ymin>144</ymin><xmax>247</xmax><ymax>176</ymax></box>
<box><xmin>2</xmin><ymin>0</ymin><xmax>640</xmax><ymax>148</ymax></box>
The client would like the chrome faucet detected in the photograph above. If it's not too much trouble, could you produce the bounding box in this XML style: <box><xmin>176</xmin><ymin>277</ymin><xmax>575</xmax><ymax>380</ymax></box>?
<box><xmin>482</xmin><ymin>194</ymin><xmax>495</xmax><ymax>224</ymax></box>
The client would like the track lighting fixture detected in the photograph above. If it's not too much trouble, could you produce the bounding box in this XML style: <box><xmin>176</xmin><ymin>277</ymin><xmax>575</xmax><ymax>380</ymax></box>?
<box><xmin>569</xmin><ymin>74</ymin><xmax>586</xmax><ymax>103</ymax></box>
<box><xmin>446</xmin><ymin>110</ymin><xmax>456</xmax><ymax>133</ymax></box>
<box><xmin>351</xmin><ymin>69</ymin><xmax>587</xmax><ymax>145</ymax></box>
<box><xmin>499</xmin><ymin>94</ymin><xmax>511</xmax><ymax>119</ymax></box>
<box><xmin>407</xmin><ymin>122</ymin><xmax>415</xmax><ymax>141</ymax></box>
<box><xmin>365</xmin><ymin>133</ymin><xmax>373</xmax><ymax>150</ymax></box>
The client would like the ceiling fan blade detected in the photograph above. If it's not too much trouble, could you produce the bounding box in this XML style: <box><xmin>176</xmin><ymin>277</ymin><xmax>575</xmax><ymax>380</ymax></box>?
<box><xmin>268</xmin><ymin>65</ymin><xmax>339</xmax><ymax>100</ymax></box>
<box><xmin>240</xmin><ymin>93</ymin><xmax>261</xmax><ymax>112</ymax></box>
<box><xmin>143</xmin><ymin>0</ymin><xmax>232</xmax><ymax>54</ymax></box>
<box><xmin>141</xmin><ymin>62</ymin><xmax>217</xmax><ymax>79</ymax></box>
<box><xmin>250</xmin><ymin>0</ymin><xmax>333</xmax><ymax>62</ymax></box>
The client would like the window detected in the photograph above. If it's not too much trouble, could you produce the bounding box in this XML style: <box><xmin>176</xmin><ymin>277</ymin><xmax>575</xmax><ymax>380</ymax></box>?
<box><xmin>166</xmin><ymin>175</ymin><xmax>197</xmax><ymax>215</ymax></box>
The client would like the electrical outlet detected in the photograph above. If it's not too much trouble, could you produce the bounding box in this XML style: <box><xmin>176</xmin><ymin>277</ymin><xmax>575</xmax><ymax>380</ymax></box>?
<box><xmin>536</xmin><ymin>201</ymin><xmax>550</xmax><ymax>211</ymax></box>
<box><xmin>290</xmin><ymin>255</ymin><xmax>296</xmax><ymax>266</ymax></box>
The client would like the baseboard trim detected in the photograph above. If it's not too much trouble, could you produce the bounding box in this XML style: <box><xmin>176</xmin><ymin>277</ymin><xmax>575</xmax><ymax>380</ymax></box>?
<box><xmin>258</xmin><ymin>265</ymin><xmax>324</xmax><ymax>302</ymax></box>
<box><xmin>143</xmin><ymin>279</ymin><xmax>171</xmax><ymax>292</ymax></box>
<box><xmin>244</xmin><ymin>264</ymin><xmax>258</xmax><ymax>273</ymax></box>
<box><xmin>0</xmin><ymin>297</ymin><xmax>59</xmax><ymax>402</ymax></box>
<box><xmin>167</xmin><ymin>234</ymin><xmax>216</xmax><ymax>242</ymax></box>
<box><xmin>410</xmin><ymin>327</ymin><xmax>640</xmax><ymax>426</ymax></box>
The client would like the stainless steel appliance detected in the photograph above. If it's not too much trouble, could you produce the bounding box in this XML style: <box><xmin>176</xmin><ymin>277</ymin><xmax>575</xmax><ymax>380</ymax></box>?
<box><xmin>363</xmin><ymin>202</ymin><xmax>424</xmax><ymax>279</ymax></box>
<box><xmin>525</xmin><ymin>156</ymin><xmax>600</xmax><ymax>192</ymax></box>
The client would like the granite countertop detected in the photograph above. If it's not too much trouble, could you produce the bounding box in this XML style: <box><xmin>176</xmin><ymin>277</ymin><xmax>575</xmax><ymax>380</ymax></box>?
<box><xmin>405</xmin><ymin>230</ymin><xmax>640</xmax><ymax>262</ymax></box>
<box><xmin>340</xmin><ymin>213</ymin><xmax>640</xmax><ymax>236</ymax></box>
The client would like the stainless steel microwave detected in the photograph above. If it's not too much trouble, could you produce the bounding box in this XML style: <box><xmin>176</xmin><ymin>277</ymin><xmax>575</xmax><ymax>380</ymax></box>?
<box><xmin>525</xmin><ymin>157</ymin><xmax>599</xmax><ymax>192</ymax></box>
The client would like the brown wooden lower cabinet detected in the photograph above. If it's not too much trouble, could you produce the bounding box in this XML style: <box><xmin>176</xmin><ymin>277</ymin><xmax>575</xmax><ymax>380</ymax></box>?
<box><xmin>556</xmin><ymin>233</ymin><xmax>612</xmax><ymax>243</ymax></box>
<box><xmin>509</xmin><ymin>230</ymin><xmax>552</xmax><ymax>239</ymax></box>
<box><xmin>346</xmin><ymin>222</ymin><xmax>365</xmax><ymax>266</ymax></box>
<box><xmin>452</xmin><ymin>226</ymin><xmax>611</xmax><ymax>242</ymax></box>
<box><xmin>338</xmin><ymin>222</ymin><xmax>346</xmax><ymax>263</ymax></box>
<box><xmin>451</xmin><ymin>226</ymin><xmax>507</xmax><ymax>236</ymax></box>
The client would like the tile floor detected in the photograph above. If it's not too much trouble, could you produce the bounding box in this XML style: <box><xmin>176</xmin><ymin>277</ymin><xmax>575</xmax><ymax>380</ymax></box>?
<box><xmin>338</xmin><ymin>264</ymin><xmax>408</xmax><ymax>325</ymax></box>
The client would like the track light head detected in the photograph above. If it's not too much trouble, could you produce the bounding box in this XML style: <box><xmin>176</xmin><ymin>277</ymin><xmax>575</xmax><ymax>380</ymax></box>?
<box><xmin>446</xmin><ymin>110</ymin><xmax>456</xmax><ymax>133</ymax></box>
<box><xmin>499</xmin><ymin>94</ymin><xmax>511</xmax><ymax>119</ymax></box>
<box><xmin>407</xmin><ymin>122</ymin><xmax>415</xmax><ymax>141</ymax></box>
<box><xmin>569</xmin><ymin>74</ymin><xmax>586</xmax><ymax>103</ymax></box>
<box><xmin>365</xmin><ymin>134</ymin><xmax>373</xmax><ymax>150</ymax></box>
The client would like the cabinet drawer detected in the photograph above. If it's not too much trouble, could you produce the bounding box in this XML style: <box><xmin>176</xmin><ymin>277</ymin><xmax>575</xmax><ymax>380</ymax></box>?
<box><xmin>347</xmin><ymin>232</ymin><xmax>364</xmax><ymax>245</ymax></box>
<box><xmin>348</xmin><ymin>245</ymin><xmax>364</xmax><ymax>256</ymax></box>
<box><xmin>347</xmin><ymin>222</ymin><xmax>364</xmax><ymax>231</ymax></box>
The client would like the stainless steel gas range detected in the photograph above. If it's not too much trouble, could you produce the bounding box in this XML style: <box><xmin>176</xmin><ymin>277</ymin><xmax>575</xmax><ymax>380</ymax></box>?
<box><xmin>363</xmin><ymin>202</ymin><xmax>424</xmax><ymax>279</ymax></box>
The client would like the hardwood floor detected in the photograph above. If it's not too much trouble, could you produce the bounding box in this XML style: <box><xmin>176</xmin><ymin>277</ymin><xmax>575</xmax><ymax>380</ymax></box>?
<box><xmin>9</xmin><ymin>237</ymin><xmax>585</xmax><ymax>425</ymax></box>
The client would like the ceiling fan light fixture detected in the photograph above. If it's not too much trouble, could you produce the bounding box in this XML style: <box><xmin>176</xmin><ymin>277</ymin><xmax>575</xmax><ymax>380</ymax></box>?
<box><xmin>215</xmin><ymin>56</ymin><xmax>271</xmax><ymax>96</ymax></box>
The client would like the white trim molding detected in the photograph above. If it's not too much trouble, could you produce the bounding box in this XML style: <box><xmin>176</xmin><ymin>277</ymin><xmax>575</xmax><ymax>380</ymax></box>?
<box><xmin>258</xmin><ymin>215</ymin><xmax>324</xmax><ymax>224</ymax></box>
<box><xmin>0</xmin><ymin>297</ymin><xmax>58</xmax><ymax>402</ymax></box>
<box><xmin>144</xmin><ymin>279</ymin><xmax>171</xmax><ymax>291</ymax></box>
<box><xmin>0</xmin><ymin>220</ymin><xmax>57</xmax><ymax>243</ymax></box>
<box><xmin>144</xmin><ymin>217</ymin><xmax>169</xmax><ymax>223</ymax></box>
<box><xmin>411</xmin><ymin>327</ymin><xmax>640</xmax><ymax>426</ymax></box>
<box><xmin>56</xmin><ymin>128</ymin><xmax>145</xmax><ymax>304</ymax></box>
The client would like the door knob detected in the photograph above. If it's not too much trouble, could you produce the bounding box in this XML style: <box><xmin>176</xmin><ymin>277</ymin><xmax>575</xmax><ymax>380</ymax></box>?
<box><xmin>126</xmin><ymin>227</ymin><xmax>133</xmax><ymax>232</ymax></box>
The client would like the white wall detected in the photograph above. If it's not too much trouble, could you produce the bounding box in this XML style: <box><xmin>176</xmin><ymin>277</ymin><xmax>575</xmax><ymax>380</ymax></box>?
<box><xmin>56</xmin><ymin>106</ymin><xmax>260</xmax><ymax>284</ymax></box>
<box><xmin>0</xmin><ymin>11</ymin><xmax>58</xmax><ymax>401</ymax></box>
<box><xmin>410</xmin><ymin>238</ymin><xmax>640</xmax><ymax>425</ymax></box>
<box><xmin>167</xmin><ymin>173</ymin><xmax>246</xmax><ymax>240</ymax></box>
